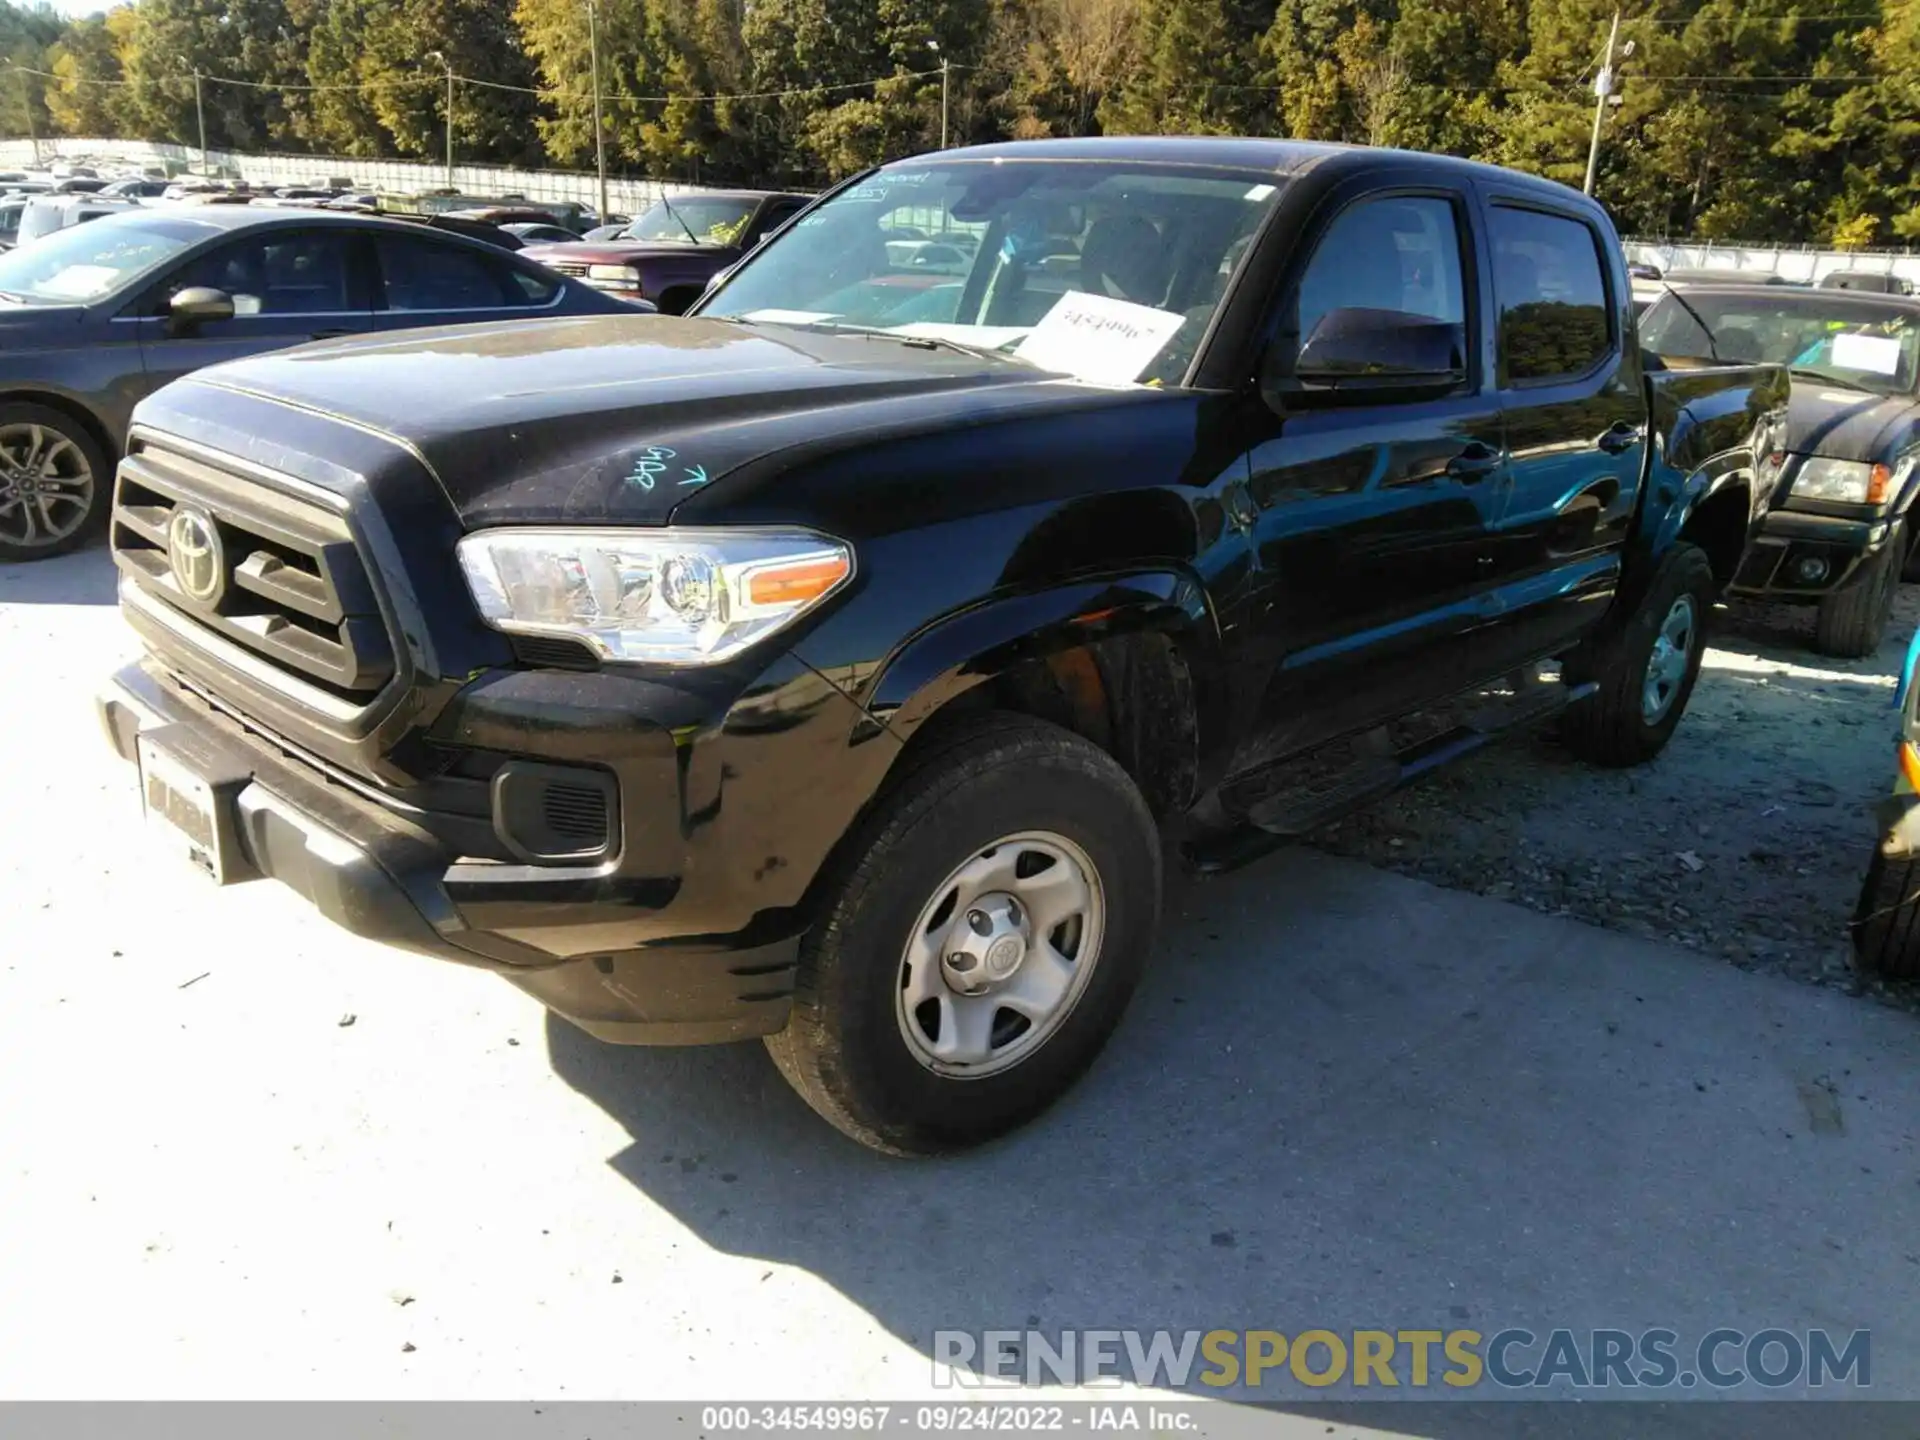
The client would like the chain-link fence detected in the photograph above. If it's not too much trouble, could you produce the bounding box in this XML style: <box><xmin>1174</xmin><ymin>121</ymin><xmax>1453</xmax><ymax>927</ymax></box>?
<box><xmin>0</xmin><ymin>136</ymin><xmax>700</xmax><ymax>215</ymax></box>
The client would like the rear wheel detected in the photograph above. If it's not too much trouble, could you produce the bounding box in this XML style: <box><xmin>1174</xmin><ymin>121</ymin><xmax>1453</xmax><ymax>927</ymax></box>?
<box><xmin>1851</xmin><ymin>841</ymin><xmax>1920</xmax><ymax>980</ymax></box>
<box><xmin>1815</xmin><ymin>522</ymin><xmax>1904</xmax><ymax>659</ymax></box>
<box><xmin>1560</xmin><ymin>542</ymin><xmax>1716</xmax><ymax>767</ymax></box>
<box><xmin>766</xmin><ymin>713</ymin><xmax>1162</xmax><ymax>1155</ymax></box>
<box><xmin>0</xmin><ymin>402</ymin><xmax>110</xmax><ymax>563</ymax></box>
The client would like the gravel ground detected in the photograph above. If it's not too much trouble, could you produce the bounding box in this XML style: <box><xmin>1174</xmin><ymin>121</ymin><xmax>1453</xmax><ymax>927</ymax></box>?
<box><xmin>1316</xmin><ymin>585</ymin><xmax>1920</xmax><ymax>1011</ymax></box>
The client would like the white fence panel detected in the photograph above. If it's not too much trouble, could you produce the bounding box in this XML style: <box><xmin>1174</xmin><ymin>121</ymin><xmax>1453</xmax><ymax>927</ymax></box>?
<box><xmin>1624</xmin><ymin>238</ymin><xmax>1920</xmax><ymax>286</ymax></box>
<box><xmin>0</xmin><ymin>136</ymin><xmax>698</xmax><ymax>214</ymax></box>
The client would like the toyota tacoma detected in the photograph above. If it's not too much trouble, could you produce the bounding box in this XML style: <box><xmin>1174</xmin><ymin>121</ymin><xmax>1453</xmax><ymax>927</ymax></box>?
<box><xmin>99</xmin><ymin>139</ymin><xmax>1785</xmax><ymax>1153</ymax></box>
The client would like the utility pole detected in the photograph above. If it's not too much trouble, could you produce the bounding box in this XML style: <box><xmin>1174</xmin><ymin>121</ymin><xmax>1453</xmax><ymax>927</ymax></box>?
<box><xmin>927</xmin><ymin>40</ymin><xmax>950</xmax><ymax>149</ymax></box>
<box><xmin>188</xmin><ymin>68</ymin><xmax>207</xmax><ymax>173</ymax></box>
<box><xmin>428</xmin><ymin>52</ymin><xmax>454</xmax><ymax>189</ymax></box>
<box><xmin>588</xmin><ymin>0</ymin><xmax>609</xmax><ymax>225</ymax></box>
<box><xmin>1583</xmin><ymin>10</ymin><xmax>1620</xmax><ymax>197</ymax></box>
<box><xmin>6</xmin><ymin>61</ymin><xmax>40</xmax><ymax>166</ymax></box>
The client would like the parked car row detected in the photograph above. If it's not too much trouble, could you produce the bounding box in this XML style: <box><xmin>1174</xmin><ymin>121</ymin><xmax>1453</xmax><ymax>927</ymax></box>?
<box><xmin>0</xmin><ymin>205</ymin><xmax>645</xmax><ymax>559</ymax></box>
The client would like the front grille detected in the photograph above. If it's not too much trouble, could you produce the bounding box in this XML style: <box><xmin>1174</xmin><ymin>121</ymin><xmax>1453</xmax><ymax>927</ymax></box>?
<box><xmin>111</xmin><ymin>438</ymin><xmax>396</xmax><ymax>705</ymax></box>
<box><xmin>510</xmin><ymin>634</ymin><xmax>600</xmax><ymax>671</ymax></box>
<box><xmin>543</xmin><ymin>784</ymin><xmax>610</xmax><ymax>843</ymax></box>
<box><xmin>547</xmin><ymin>259</ymin><xmax>591</xmax><ymax>278</ymax></box>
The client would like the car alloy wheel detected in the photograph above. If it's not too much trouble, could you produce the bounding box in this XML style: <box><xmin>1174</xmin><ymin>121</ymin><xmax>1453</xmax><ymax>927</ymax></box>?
<box><xmin>0</xmin><ymin>421</ymin><xmax>94</xmax><ymax>550</ymax></box>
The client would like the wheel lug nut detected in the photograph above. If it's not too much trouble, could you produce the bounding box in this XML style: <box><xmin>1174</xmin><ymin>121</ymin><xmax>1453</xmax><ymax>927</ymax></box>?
<box><xmin>948</xmin><ymin>952</ymin><xmax>977</xmax><ymax>972</ymax></box>
<box><xmin>966</xmin><ymin>909</ymin><xmax>990</xmax><ymax>935</ymax></box>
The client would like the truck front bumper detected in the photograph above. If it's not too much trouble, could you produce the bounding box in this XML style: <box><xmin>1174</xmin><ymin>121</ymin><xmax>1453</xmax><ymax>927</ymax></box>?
<box><xmin>97</xmin><ymin>660</ymin><xmax>799</xmax><ymax>1045</ymax></box>
<box><xmin>1728</xmin><ymin>506</ymin><xmax>1898</xmax><ymax>600</ymax></box>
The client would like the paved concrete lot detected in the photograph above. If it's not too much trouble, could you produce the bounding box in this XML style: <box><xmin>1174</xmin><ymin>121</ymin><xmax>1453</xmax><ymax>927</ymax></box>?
<box><xmin>2</xmin><ymin>548</ymin><xmax>1918</xmax><ymax>1430</ymax></box>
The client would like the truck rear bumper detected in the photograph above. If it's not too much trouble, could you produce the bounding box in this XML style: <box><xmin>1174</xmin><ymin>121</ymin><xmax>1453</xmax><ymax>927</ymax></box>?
<box><xmin>97</xmin><ymin>660</ymin><xmax>797</xmax><ymax>1046</ymax></box>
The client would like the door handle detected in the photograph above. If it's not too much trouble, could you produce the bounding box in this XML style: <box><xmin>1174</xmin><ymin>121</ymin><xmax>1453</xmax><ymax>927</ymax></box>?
<box><xmin>1445</xmin><ymin>443</ymin><xmax>1504</xmax><ymax>483</ymax></box>
<box><xmin>1596</xmin><ymin>422</ymin><xmax>1641</xmax><ymax>455</ymax></box>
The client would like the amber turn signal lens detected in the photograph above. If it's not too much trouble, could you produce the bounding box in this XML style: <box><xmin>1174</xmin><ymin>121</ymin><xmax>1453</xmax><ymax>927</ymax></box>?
<box><xmin>1868</xmin><ymin>463</ymin><xmax>1894</xmax><ymax>504</ymax></box>
<box><xmin>1899</xmin><ymin>740</ymin><xmax>1920</xmax><ymax>794</ymax></box>
<box><xmin>747</xmin><ymin>554</ymin><xmax>851</xmax><ymax>607</ymax></box>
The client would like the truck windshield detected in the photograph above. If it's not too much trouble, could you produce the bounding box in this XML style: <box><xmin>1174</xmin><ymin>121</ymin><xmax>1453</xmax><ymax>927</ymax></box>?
<box><xmin>702</xmin><ymin>160</ymin><xmax>1286</xmax><ymax>387</ymax></box>
<box><xmin>626</xmin><ymin>197</ymin><xmax>758</xmax><ymax>245</ymax></box>
<box><xmin>1642</xmin><ymin>290</ymin><xmax>1920</xmax><ymax>397</ymax></box>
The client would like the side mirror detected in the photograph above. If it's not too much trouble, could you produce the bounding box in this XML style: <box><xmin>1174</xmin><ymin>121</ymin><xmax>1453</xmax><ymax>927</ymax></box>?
<box><xmin>168</xmin><ymin>286</ymin><xmax>234</xmax><ymax>328</ymax></box>
<box><xmin>1269</xmin><ymin>307</ymin><xmax>1466</xmax><ymax>409</ymax></box>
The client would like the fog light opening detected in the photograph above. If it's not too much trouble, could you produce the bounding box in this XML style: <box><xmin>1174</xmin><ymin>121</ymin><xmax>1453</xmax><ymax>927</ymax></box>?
<box><xmin>1794</xmin><ymin>554</ymin><xmax>1830</xmax><ymax>585</ymax></box>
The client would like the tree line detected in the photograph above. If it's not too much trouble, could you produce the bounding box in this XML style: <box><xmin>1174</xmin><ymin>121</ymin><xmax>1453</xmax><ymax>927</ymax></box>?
<box><xmin>1</xmin><ymin>0</ymin><xmax>1917</xmax><ymax>245</ymax></box>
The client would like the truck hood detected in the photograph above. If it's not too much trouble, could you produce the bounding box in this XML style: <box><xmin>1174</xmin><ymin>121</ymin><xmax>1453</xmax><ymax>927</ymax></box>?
<box><xmin>170</xmin><ymin>313</ymin><xmax>1109</xmax><ymax>527</ymax></box>
<box><xmin>1785</xmin><ymin>382</ymin><xmax>1920</xmax><ymax>462</ymax></box>
<box><xmin>518</xmin><ymin>240</ymin><xmax>727</xmax><ymax>266</ymax></box>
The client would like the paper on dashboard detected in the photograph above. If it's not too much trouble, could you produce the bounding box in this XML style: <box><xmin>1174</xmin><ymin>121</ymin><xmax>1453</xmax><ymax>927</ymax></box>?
<box><xmin>1014</xmin><ymin>290</ymin><xmax>1186</xmax><ymax>384</ymax></box>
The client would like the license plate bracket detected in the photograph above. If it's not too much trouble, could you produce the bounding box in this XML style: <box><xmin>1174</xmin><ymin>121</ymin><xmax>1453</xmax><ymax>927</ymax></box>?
<box><xmin>137</xmin><ymin>725</ymin><xmax>259</xmax><ymax>886</ymax></box>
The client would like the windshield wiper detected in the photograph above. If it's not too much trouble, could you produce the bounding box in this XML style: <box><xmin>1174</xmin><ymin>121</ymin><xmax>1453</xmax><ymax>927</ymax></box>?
<box><xmin>655</xmin><ymin>196</ymin><xmax>702</xmax><ymax>246</ymax></box>
<box><xmin>809</xmin><ymin>322</ymin><xmax>1027</xmax><ymax>364</ymax></box>
<box><xmin>1659</xmin><ymin>282</ymin><xmax>1724</xmax><ymax>364</ymax></box>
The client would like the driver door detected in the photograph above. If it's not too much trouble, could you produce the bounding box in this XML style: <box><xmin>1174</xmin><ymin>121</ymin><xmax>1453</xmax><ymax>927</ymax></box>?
<box><xmin>1232</xmin><ymin>185</ymin><xmax>1513</xmax><ymax>756</ymax></box>
<box><xmin>134</xmin><ymin>227</ymin><xmax>374</xmax><ymax>399</ymax></box>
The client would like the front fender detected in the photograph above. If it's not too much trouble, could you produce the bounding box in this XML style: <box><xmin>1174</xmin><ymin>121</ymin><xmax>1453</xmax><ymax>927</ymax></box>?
<box><xmin>860</xmin><ymin>567</ymin><xmax>1219</xmax><ymax>740</ymax></box>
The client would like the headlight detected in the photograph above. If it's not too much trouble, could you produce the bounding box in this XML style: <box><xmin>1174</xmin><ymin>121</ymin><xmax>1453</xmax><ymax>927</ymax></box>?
<box><xmin>587</xmin><ymin>264</ymin><xmax>642</xmax><ymax>286</ymax></box>
<box><xmin>456</xmin><ymin>527</ymin><xmax>853</xmax><ymax>665</ymax></box>
<box><xmin>1792</xmin><ymin>457</ymin><xmax>1893</xmax><ymax>504</ymax></box>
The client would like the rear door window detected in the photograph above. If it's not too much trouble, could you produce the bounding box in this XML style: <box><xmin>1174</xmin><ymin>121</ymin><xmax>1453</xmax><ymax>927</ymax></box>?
<box><xmin>1489</xmin><ymin>206</ymin><xmax>1613</xmax><ymax>383</ymax></box>
<box><xmin>374</xmin><ymin>233</ymin><xmax>541</xmax><ymax>312</ymax></box>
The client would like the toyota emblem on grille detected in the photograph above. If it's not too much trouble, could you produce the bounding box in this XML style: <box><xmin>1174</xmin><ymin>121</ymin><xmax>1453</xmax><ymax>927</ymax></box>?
<box><xmin>166</xmin><ymin>507</ymin><xmax>225</xmax><ymax>606</ymax></box>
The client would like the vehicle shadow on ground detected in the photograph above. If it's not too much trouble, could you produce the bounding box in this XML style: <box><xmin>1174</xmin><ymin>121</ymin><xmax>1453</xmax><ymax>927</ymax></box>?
<box><xmin>0</xmin><ymin>542</ymin><xmax>117</xmax><ymax>605</ymax></box>
<box><xmin>546</xmin><ymin>849</ymin><xmax>1920</xmax><ymax>1434</ymax></box>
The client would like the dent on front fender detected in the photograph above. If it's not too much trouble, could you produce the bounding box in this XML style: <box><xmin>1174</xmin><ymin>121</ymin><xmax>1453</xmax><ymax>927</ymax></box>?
<box><xmin>851</xmin><ymin>570</ymin><xmax>1217</xmax><ymax>738</ymax></box>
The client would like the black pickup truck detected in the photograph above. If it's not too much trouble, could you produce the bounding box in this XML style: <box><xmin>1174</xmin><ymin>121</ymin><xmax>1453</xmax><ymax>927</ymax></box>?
<box><xmin>98</xmin><ymin>139</ymin><xmax>1785</xmax><ymax>1154</ymax></box>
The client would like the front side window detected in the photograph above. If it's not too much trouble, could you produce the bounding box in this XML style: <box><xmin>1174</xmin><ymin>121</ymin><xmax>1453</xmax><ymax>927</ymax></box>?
<box><xmin>1490</xmin><ymin>206</ymin><xmax>1612</xmax><ymax>383</ymax></box>
<box><xmin>171</xmin><ymin>231</ymin><xmax>354</xmax><ymax>316</ymax></box>
<box><xmin>704</xmin><ymin>160</ymin><xmax>1285</xmax><ymax>386</ymax></box>
<box><xmin>1295</xmin><ymin>194</ymin><xmax>1468</xmax><ymax>341</ymax></box>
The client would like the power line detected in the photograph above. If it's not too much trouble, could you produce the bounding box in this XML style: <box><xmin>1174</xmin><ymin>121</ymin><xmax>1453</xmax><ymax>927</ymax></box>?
<box><xmin>9</xmin><ymin>61</ymin><xmax>949</xmax><ymax>107</ymax></box>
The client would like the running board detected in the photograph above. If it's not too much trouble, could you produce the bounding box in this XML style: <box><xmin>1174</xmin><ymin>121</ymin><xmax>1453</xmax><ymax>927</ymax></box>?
<box><xmin>1183</xmin><ymin>678</ymin><xmax>1597</xmax><ymax>876</ymax></box>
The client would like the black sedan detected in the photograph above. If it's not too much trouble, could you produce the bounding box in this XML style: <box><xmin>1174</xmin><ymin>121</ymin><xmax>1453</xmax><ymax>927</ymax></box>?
<box><xmin>1640</xmin><ymin>284</ymin><xmax>1920</xmax><ymax>656</ymax></box>
<box><xmin>0</xmin><ymin>206</ymin><xmax>638</xmax><ymax>561</ymax></box>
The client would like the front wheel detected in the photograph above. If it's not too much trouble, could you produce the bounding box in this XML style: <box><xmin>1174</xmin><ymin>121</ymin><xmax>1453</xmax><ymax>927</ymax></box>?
<box><xmin>1560</xmin><ymin>542</ymin><xmax>1716</xmax><ymax>768</ymax></box>
<box><xmin>766</xmin><ymin>713</ymin><xmax>1162</xmax><ymax>1155</ymax></box>
<box><xmin>0</xmin><ymin>403</ymin><xmax>111</xmax><ymax>563</ymax></box>
<box><xmin>1815</xmin><ymin>522</ymin><xmax>1904</xmax><ymax>659</ymax></box>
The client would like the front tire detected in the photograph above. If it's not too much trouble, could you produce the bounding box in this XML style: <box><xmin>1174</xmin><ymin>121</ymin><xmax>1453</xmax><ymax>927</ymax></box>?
<box><xmin>1815</xmin><ymin>522</ymin><xmax>1904</xmax><ymax>659</ymax></box>
<box><xmin>0</xmin><ymin>402</ymin><xmax>111</xmax><ymax>563</ymax></box>
<box><xmin>1560</xmin><ymin>542</ymin><xmax>1716</xmax><ymax>768</ymax></box>
<box><xmin>1851</xmin><ymin>841</ymin><xmax>1920</xmax><ymax>980</ymax></box>
<box><xmin>766</xmin><ymin>713</ymin><xmax>1162</xmax><ymax>1155</ymax></box>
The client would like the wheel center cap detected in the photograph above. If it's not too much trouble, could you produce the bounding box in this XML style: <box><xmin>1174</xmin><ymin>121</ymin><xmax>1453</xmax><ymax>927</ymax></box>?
<box><xmin>985</xmin><ymin>933</ymin><xmax>1025</xmax><ymax>978</ymax></box>
<box><xmin>941</xmin><ymin>892</ymin><xmax>1029</xmax><ymax>995</ymax></box>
